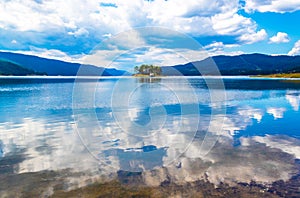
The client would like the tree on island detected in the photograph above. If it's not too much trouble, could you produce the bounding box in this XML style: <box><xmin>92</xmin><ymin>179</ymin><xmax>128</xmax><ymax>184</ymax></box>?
<box><xmin>134</xmin><ymin>64</ymin><xmax>162</xmax><ymax>76</ymax></box>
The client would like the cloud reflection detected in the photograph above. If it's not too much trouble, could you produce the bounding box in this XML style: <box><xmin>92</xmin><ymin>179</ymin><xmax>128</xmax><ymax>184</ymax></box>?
<box><xmin>0</xmin><ymin>78</ymin><xmax>299</xmax><ymax>191</ymax></box>
<box><xmin>286</xmin><ymin>91</ymin><xmax>300</xmax><ymax>111</ymax></box>
<box><xmin>0</xmin><ymin>104</ymin><xmax>298</xmax><ymax>188</ymax></box>
<box><xmin>267</xmin><ymin>107</ymin><xmax>286</xmax><ymax>119</ymax></box>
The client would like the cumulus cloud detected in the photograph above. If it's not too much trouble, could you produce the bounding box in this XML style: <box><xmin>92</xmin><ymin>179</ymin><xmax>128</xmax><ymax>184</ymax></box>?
<box><xmin>2</xmin><ymin>27</ymin><xmax>211</xmax><ymax>68</ymax></box>
<box><xmin>78</xmin><ymin>27</ymin><xmax>212</xmax><ymax>68</ymax></box>
<box><xmin>269</xmin><ymin>32</ymin><xmax>290</xmax><ymax>43</ymax></box>
<box><xmin>135</xmin><ymin>47</ymin><xmax>209</xmax><ymax>66</ymax></box>
<box><xmin>239</xmin><ymin>29</ymin><xmax>267</xmax><ymax>44</ymax></box>
<box><xmin>288</xmin><ymin>40</ymin><xmax>300</xmax><ymax>56</ymax></box>
<box><xmin>204</xmin><ymin>41</ymin><xmax>243</xmax><ymax>56</ymax></box>
<box><xmin>68</xmin><ymin>28</ymin><xmax>89</xmax><ymax>37</ymax></box>
<box><xmin>0</xmin><ymin>0</ymin><xmax>269</xmax><ymax>59</ymax></box>
<box><xmin>211</xmin><ymin>9</ymin><xmax>267</xmax><ymax>44</ymax></box>
<box><xmin>81</xmin><ymin>46</ymin><xmax>209</xmax><ymax>69</ymax></box>
<box><xmin>0</xmin><ymin>0</ymin><xmax>213</xmax><ymax>34</ymax></box>
<box><xmin>11</xmin><ymin>40</ymin><xmax>18</xmax><ymax>44</ymax></box>
<box><xmin>244</xmin><ymin>0</ymin><xmax>300</xmax><ymax>13</ymax></box>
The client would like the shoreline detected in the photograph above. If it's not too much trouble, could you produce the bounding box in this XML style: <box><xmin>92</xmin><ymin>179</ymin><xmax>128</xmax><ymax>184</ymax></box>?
<box><xmin>55</xmin><ymin>173</ymin><xmax>300</xmax><ymax>198</ymax></box>
<box><xmin>1</xmin><ymin>168</ymin><xmax>299</xmax><ymax>197</ymax></box>
<box><xmin>0</xmin><ymin>75</ymin><xmax>286</xmax><ymax>79</ymax></box>
<box><xmin>251</xmin><ymin>73</ymin><xmax>300</xmax><ymax>79</ymax></box>
<box><xmin>0</xmin><ymin>74</ymin><xmax>299</xmax><ymax>80</ymax></box>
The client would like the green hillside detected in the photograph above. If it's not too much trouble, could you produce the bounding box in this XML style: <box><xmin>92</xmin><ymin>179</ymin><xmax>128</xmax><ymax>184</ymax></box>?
<box><xmin>0</xmin><ymin>59</ymin><xmax>42</xmax><ymax>76</ymax></box>
<box><xmin>162</xmin><ymin>54</ymin><xmax>300</xmax><ymax>76</ymax></box>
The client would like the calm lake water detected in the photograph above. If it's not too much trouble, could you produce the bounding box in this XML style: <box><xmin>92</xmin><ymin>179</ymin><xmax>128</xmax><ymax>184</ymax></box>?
<box><xmin>0</xmin><ymin>76</ymin><xmax>300</xmax><ymax>193</ymax></box>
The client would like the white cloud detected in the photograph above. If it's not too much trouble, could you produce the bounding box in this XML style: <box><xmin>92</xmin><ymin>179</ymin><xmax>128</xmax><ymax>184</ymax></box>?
<box><xmin>204</xmin><ymin>41</ymin><xmax>243</xmax><ymax>56</ymax></box>
<box><xmin>211</xmin><ymin>9</ymin><xmax>268</xmax><ymax>44</ymax></box>
<box><xmin>244</xmin><ymin>0</ymin><xmax>300</xmax><ymax>13</ymax></box>
<box><xmin>11</xmin><ymin>40</ymin><xmax>17</xmax><ymax>44</ymax></box>
<box><xmin>102</xmin><ymin>33</ymin><xmax>112</xmax><ymax>38</ymax></box>
<box><xmin>134</xmin><ymin>47</ymin><xmax>209</xmax><ymax>66</ymax></box>
<box><xmin>81</xmin><ymin>46</ymin><xmax>209</xmax><ymax>69</ymax></box>
<box><xmin>0</xmin><ymin>0</ymin><xmax>267</xmax><ymax>54</ymax></box>
<box><xmin>68</xmin><ymin>28</ymin><xmax>89</xmax><ymax>37</ymax></box>
<box><xmin>78</xmin><ymin>27</ymin><xmax>213</xmax><ymax>68</ymax></box>
<box><xmin>109</xmin><ymin>29</ymin><xmax>146</xmax><ymax>49</ymax></box>
<box><xmin>239</xmin><ymin>29</ymin><xmax>267</xmax><ymax>44</ymax></box>
<box><xmin>269</xmin><ymin>32</ymin><xmax>290</xmax><ymax>43</ymax></box>
<box><xmin>212</xmin><ymin>11</ymin><xmax>251</xmax><ymax>35</ymax></box>
<box><xmin>288</xmin><ymin>40</ymin><xmax>300</xmax><ymax>56</ymax></box>
<box><xmin>143</xmin><ymin>0</ymin><xmax>231</xmax><ymax>35</ymax></box>
<box><xmin>0</xmin><ymin>0</ymin><xmax>68</xmax><ymax>32</ymax></box>
<box><xmin>0</xmin><ymin>0</ymin><xmax>131</xmax><ymax>34</ymax></box>
<box><xmin>204</xmin><ymin>42</ymin><xmax>238</xmax><ymax>51</ymax></box>
<box><xmin>2</xmin><ymin>27</ymin><xmax>212</xmax><ymax>68</ymax></box>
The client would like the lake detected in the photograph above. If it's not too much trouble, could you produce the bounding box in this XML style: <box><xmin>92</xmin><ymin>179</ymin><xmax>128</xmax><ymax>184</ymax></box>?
<box><xmin>0</xmin><ymin>76</ymin><xmax>299</xmax><ymax>196</ymax></box>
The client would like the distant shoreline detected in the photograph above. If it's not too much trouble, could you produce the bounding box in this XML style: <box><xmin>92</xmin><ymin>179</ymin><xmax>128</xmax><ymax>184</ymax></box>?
<box><xmin>252</xmin><ymin>73</ymin><xmax>300</xmax><ymax>78</ymax></box>
<box><xmin>0</xmin><ymin>75</ymin><xmax>300</xmax><ymax>81</ymax></box>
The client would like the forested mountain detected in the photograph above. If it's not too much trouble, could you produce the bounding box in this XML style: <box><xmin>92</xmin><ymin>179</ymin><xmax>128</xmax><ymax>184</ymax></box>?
<box><xmin>1</xmin><ymin>52</ymin><xmax>300</xmax><ymax>76</ymax></box>
<box><xmin>162</xmin><ymin>54</ymin><xmax>300</xmax><ymax>76</ymax></box>
<box><xmin>0</xmin><ymin>52</ymin><xmax>127</xmax><ymax>76</ymax></box>
<box><xmin>0</xmin><ymin>59</ymin><xmax>44</xmax><ymax>76</ymax></box>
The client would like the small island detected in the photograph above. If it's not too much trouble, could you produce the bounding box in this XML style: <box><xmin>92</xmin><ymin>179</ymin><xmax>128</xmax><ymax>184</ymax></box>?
<box><xmin>133</xmin><ymin>64</ymin><xmax>162</xmax><ymax>77</ymax></box>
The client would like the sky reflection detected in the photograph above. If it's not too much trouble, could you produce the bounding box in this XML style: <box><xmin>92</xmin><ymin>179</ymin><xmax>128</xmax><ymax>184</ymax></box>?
<box><xmin>0</xmin><ymin>77</ymin><xmax>299</xmax><ymax>187</ymax></box>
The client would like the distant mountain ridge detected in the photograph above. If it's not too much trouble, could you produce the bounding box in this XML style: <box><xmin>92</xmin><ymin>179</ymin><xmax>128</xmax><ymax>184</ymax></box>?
<box><xmin>0</xmin><ymin>51</ymin><xmax>127</xmax><ymax>76</ymax></box>
<box><xmin>162</xmin><ymin>54</ymin><xmax>300</xmax><ymax>76</ymax></box>
<box><xmin>1</xmin><ymin>52</ymin><xmax>300</xmax><ymax>76</ymax></box>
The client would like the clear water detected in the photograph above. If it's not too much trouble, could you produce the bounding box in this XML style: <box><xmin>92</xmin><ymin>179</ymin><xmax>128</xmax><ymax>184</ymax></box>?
<box><xmin>0</xmin><ymin>77</ymin><xmax>299</xmax><ymax>187</ymax></box>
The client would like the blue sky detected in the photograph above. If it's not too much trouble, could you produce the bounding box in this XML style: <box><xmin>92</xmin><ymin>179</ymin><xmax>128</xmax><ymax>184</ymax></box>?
<box><xmin>0</xmin><ymin>0</ymin><xmax>300</xmax><ymax>71</ymax></box>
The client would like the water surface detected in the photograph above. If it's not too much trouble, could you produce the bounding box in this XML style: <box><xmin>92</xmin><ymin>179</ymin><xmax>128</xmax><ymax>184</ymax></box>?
<box><xmin>0</xmin><ymin>76</ymin><xmax>299</xmax><ymax>193</ymax></box>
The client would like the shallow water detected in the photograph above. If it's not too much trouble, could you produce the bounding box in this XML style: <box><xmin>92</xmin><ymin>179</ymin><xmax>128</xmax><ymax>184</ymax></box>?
<box><xmin>0</xmin><ymin>77</ymin><xmax>299</xmax><ymax>193</ymax></box>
